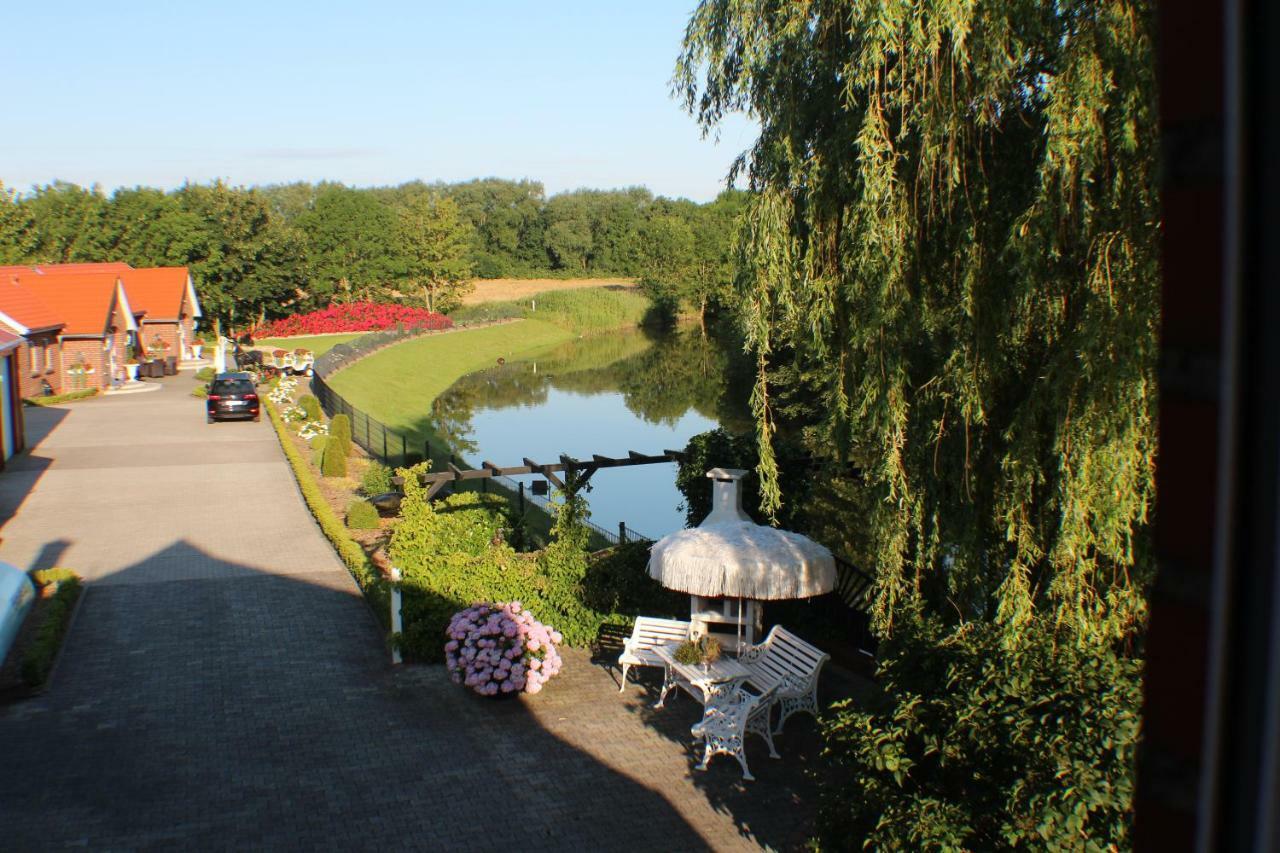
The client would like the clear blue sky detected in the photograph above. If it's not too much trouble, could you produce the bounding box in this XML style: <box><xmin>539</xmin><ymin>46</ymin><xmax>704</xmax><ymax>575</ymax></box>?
<box><xmin>0</xmin><ymin>1</ymin><xmax>755</xmax><ymax>202</ymax></box>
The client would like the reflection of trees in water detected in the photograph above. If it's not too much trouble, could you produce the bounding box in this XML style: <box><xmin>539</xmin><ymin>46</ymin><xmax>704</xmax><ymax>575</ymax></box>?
<box><xmin>431</xmin><ymin>325</ymin><xmax>752</xmax><ymax>449</ymax></box>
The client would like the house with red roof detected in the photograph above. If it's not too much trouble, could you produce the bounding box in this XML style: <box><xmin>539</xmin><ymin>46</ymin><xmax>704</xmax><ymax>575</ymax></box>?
<box><xmin>11</xmin><ymin>270</ymin><xmax>138</xmax><ymax>393</ymax></box>
<box><xmin>120</xmin><ymin>267</ymin><xmax>203</xmax><ymax>359</ymax></box>
<box><xmin>0</xmin><ymin>327</ymin><xmax>28</xmax><ymax>465</ymax></box>
<box><xmin>0</xmin><ymin>274</ymin><xmax>67</xmax><ymax>398</ymax></box>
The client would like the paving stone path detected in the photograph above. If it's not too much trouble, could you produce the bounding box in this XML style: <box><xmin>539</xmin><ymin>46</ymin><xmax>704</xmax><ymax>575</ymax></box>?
<box><xmin>0</xmin><ymin>375</ymin><xmax>834</xmax><ymax>851</ymax></box>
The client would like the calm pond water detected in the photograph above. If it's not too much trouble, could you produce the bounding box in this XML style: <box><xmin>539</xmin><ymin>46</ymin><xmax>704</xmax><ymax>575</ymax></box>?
<box><xmin>433</xmin><ymin>326</ymin><xmax>750</xmax><ymax>539</ymax></box>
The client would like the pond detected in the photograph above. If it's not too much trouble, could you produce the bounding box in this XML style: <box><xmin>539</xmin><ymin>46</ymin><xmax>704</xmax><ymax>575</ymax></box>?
<box><xmin>432</xmin><ymin>325</ymin><xmax>751</xmax><ymax>539</ymax></box>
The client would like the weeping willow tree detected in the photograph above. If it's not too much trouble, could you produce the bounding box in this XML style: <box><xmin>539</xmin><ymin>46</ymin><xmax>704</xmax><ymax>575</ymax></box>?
<box><xmin>678</xmin><ymin>0</ymin><xmax>1157</xmax><ymax>847</ymax></box>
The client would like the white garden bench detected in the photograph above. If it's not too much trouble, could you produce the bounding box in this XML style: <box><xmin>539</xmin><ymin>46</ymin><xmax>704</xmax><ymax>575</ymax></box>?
<box><xmin>617</xmin><ymin>617</ymin><xmax>691</xmax><ymax>692</ymax></box>
<box><xmin>740</xmin><ymin>625</ymin><xmax>830</xmax><ymax>734</ymax></box>
<box><xmin>691</xmin><ymin>682</ymin><xmax>779</xmax><ymax>781</ymax></box>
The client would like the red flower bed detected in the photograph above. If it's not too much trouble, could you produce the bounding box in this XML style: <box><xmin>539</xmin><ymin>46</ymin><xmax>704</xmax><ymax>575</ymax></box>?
<box><xmin>255</xmin><ymin>302</ymin><xmax>453</xmax><ymax>338</ymax></box>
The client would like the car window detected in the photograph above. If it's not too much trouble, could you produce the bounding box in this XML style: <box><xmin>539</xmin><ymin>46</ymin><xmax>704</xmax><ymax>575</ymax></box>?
<box><xmin>211</xmin><ymin>380</ymin><xmax>255</xmax><ymax>395</ymax></box>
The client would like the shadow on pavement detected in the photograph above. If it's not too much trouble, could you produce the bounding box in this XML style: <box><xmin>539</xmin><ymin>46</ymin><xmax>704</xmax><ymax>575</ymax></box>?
<box><xmin>0</xmin><ymin>539</ymin><xmax>716</xmax><ymax>851</ymax></box>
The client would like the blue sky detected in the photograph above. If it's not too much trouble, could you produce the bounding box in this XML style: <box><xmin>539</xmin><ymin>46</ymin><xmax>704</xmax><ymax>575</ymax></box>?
<box><xmin>0</xmin><ymin>1</ymin><xmax>755</xmax><ymax>202</ymax></box>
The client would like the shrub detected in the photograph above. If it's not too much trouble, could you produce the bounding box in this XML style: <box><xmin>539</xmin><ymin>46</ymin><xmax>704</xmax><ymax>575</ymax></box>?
<box><xmin>321</xmin><ymin>440</ymin><xmax>348</xmax><ymax>478</ymax></box>
<box><xmin>814</xmin><ymin>616</ymin><xmax>1142</xmax><ymax>850</ymax></box>
<box><xmin>445</xmin><ymin>602</ymin><xmax>563</xmax><ymax>696</ymax></box>
<box><xmin>388</xmin><ymin>474</ymin><xmax>680</xmax><ymax>662</ymax></box>
<box><xmin>23</xmin><ymin>389</ymin><xmax>98</xmax><ymax>407</ymax></box>
<box><xmin>195</xmin><ymin>367</ymin><xmax>215</xmax><ymax>382</ymax></box>
<box><xmin>310</xmin><ymin>436</ymin><xmax>329</xmax><ymax>468</ymax></box>
<box><xmin>298</xmin><ymin>394</ymin><xmax>322</xmax><ymax>421</ymax></box>
<box><xmin>361</xmin><ymin>462</ymin><xmax>394</xmax><ymax>496</ymax></box>
<box><xmin>21</xmin><ymin>571</ymin><xmax>82</xmax><ymax>686</ymax></box>
<box><xmin>346</xmin><ymin>499</ymin><xmax>380</xmax><ymax>530</ymax></box>
<box><xmin>328</xmin><ymin>413</ymin><xmax>352</xmax><ymax>458</ymax></box>
<box><xmin>191</xmin><ymin>385</ymin><xmax>209</xmax><ymax>399</ymax></box>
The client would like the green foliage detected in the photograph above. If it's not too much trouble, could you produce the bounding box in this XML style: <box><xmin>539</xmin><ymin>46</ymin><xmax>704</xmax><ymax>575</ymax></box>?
<box><xmin>396</xmin><ymin>193</ymin><xmax>475</xmax><ymax>313</ymax></box>
<box><xmin>309</xmin><ymin>435</ymin><xmax>329</xmax><ymax>467</ymax></box>
<box><xmin>297</xmin><ymin>394</ymin><xmax>321</xmax><ymax>421</ymax></box>
<box><xmin>328</xmin><ymin>413</ymin><xmax>352</xmax><ymax>458</ymax></box>
<box><xmin>23</xmin><ymin>388</ymin><xmax>98</xmax><ymax>406</ymax></box>
<box><xmin>361</xmin><ymin>461</ymin><xmax>394</xmax><ymax>497</ymax></box>
<box><xmin>191</xmin><ymin>385</ymin><xmax>209</xmax><ymax>399</ymax></box>
<box><xmin>195</xmin><ymin>367</ymin><xmax>215</xmax><ymax>382</ymax></box>
<box><xmin>265</xmin><ymin>399</ymin><xmax>388</xmax><ymax>619</ymax></box>
<box><xmin>321</xmin><ymin>439</ymin><xmax>348</xmax><ymax>478</ymax></box>
<box><xmin>20</xmin><ymin>572</ymin><xmax>82</xmax><ymax>687</ymax></box>
<box><xmin>678</xmin><ymin>0</ymin><xmax>1158</xmax><ymax>644</ymax></box>
<box><xmin>346</xmin><ymin>499</ymin><xmax>381</xmax><ymax>530</ymax></box>
<box><xmin>816</xmin><ymin>618</ymin><xmax>1141</xmax><ymax>850</ymax></box>
<box><xmin>294</xmin><ymin>185</ymin><xmax>403</xmax><ymax>305</ymax></box>
<box><xmin>388</xmin><ymin>472</ymin><xmax>680</xmax><ymax>662</ymax></box>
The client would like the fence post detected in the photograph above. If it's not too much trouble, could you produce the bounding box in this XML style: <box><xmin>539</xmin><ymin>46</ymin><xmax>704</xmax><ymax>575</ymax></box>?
<box><xmin>389</xmin><ymin>567</ymin><xmax>403</xmax><ymax>665</ymax></box>
<box><xmin>424</xmin><ymin>440</ymin><xmax>430</xmax><ymax>465</ymax></box>
<box><xmin>402</xmin><ymin>434</ymin><xmax>407</xmax><ymax>467</ymax></box>
<box><xmin>382</xmin><ymin>429</ymin><xmax>388</xmax><ymax>464</ymax></box>
<box><xmin>519</xmin><ymin>481</ymin><xmax>525</xmax><ymax>515</ymax></box>
<box><xmin>619</xmin><ymin>522</ymin><xmax>627</xmax><ymax>544</ymax></box>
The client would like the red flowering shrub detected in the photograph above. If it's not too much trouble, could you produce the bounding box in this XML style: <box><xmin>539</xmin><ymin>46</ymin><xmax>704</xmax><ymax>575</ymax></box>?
<box><xmin>255</xmin><ymin>303</ymin><xmax>453</xmax><ymax>338</ymax></box>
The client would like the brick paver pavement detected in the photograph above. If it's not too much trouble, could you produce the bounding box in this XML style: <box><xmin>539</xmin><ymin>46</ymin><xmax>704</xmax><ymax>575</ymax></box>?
<box><xmin>0</xmin><ymin>376</ymin><xmax>850</xmax><ymax>851</ymax></box>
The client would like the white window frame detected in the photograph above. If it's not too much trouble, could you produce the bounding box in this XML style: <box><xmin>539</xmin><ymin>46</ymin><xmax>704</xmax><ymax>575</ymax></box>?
<box><xmin>30</xmin><ymin>343</ymin><xmax>42</xmax><ymax>376</ymax></box>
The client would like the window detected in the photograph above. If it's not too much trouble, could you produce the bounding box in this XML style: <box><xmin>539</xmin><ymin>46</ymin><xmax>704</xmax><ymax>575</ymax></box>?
<box><xmin>44</xmin><ymin>343</ymin><xmax>54</xmax><ymax>374</ymax></box>
<box><xmin>30</xmin><ymin>344</ymin><xmax>42</xmax><ymax>376</ymax></box>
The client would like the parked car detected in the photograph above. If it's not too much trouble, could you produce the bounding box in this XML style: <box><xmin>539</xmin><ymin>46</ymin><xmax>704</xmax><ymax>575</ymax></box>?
<box><xmin>206</xmin><ymin>373</ymin><xmax>260</xmax><ymax>423</ymax></box>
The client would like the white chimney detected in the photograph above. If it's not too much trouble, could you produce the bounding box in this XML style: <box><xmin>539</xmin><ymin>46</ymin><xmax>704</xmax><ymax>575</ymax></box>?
<box><xmin>701</xmin><ymin>468</ymin><xmax>751</xmax><ymax>526</ymax></box>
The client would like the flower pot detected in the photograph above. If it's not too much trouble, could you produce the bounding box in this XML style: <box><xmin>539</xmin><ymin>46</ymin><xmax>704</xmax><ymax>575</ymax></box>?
<box><xmin>126</xmin><ymin>364</ymin><xmax>139</xmax><ymax>381</ymax></box>
<box><xmin>191</xmin><ymin>344</ymin><xmax>203</xmax><ymax>359</ymax></box>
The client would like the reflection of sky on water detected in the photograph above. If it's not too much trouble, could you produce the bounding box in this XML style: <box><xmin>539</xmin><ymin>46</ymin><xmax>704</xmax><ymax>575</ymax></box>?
<box><xmin>466</xmin><ymin>387</ymin><xmax>717</xmax><ymax>538</ymax></box>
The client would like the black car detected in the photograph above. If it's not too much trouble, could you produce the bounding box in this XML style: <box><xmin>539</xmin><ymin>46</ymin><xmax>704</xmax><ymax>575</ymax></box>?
<box><xmin>206</xmin><ymin>373</ymin><xmax>260</xmax><ymax>423</ymax></box>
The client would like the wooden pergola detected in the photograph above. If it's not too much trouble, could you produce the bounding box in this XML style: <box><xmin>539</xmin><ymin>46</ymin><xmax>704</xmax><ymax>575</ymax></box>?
<box><xmin>398</xmin><ymin>450</ymin><xmax>688</xmax><ymax>499</ymax></box>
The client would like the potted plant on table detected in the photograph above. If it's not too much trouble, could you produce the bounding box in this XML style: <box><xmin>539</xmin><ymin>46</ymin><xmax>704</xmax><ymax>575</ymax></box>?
<box><xmin>190</xmin><ymin>336</ymin><xmax>205</xmax><ymax>359</ymax></box>
<box><xmin>675</xmin><ymin>636</ymin><xmax>724</xmax><ymax>673</ymax></box>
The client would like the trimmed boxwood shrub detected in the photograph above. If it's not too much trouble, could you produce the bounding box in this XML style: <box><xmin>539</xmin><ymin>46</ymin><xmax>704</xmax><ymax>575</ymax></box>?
<box><xmin>346</xmin><ymin>499</ymin><xmax>380</xmax><ymax>530</ymax></box>
<box><xmin>321</xmin><ymin>440</ymin><xmax>348</xmax><ymax>478</ymax></box>
<box><xmin>310</xmin><ymin>435</ymin><xmax>329</xmax><ymax>468</ymax></box>
<box><xmin>298</xmin><ymin>394</ymin><xmax>322</xmax><ymax>421</ymax></box>
<box><xmin>328</xmin><ymin>413</ymin><xmax>352</xmax><ymax>458</ymax></box>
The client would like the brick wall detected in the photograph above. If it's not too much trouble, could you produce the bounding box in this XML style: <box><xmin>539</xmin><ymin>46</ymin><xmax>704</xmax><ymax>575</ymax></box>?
<box><xmin>16</xmin><ymin>331</ymin><xmax>62</xmax><ymax>398</ymax></box>
<box><xmin>60</xmin><ymin>338</ymin><xmax>110</xmax><ymax>392</ymax></box>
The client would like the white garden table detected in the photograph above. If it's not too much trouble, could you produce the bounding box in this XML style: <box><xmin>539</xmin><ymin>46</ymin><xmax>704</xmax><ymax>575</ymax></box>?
<box><xmin>652</xmin><ymin>642</ymin><xmax>752</xmax><ymax>709</ymax></box>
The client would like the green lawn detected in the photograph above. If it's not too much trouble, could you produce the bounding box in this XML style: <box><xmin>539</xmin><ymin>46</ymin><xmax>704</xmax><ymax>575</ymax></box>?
<box><xmin>256</xmin><ymin>333</ymin><xmax>364</xmax><ymax>357</ymax></box>
<box><xmin>326</xmin><ymin>319</ymin><xmax>573</xmax><ymax>438</ymax></box>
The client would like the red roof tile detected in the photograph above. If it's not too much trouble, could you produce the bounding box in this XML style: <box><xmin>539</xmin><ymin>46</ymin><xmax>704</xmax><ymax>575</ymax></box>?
<box><xmin>121</xmin><ymin>267</ymin><xmax>191</xmax><ymax>321</ymax></box>
<box><xmin>0</xmin><ymin>275</ymin><xmax>65</xmax><ymax>333</ymax></box>
<box><xmin>33</xmin><ymin>262</ymin><xmax>133</xmax><ymax>274</ymax></box>
<box><xmin>15</xmin><ymin>271</ymin><xmax>123</xmax><ymax>337</ymax></box>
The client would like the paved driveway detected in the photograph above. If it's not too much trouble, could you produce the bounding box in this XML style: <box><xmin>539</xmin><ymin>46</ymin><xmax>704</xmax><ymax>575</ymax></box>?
<box><xmin>0</xmin><ymin>377</ymin><xmax>829</xmax><ymax>851</ymax></box>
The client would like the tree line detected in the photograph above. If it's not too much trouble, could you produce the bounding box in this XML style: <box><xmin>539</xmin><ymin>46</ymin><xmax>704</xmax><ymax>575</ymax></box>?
<box><xmin>0</xmin><ymin>178</ymin><xmax>746</xmax><ymax>323</ymax></box>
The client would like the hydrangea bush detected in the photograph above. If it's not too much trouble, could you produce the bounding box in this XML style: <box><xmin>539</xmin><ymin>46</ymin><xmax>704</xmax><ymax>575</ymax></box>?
<box><xmin>444</xmin><ymin>602</ymin><xmax>563</xmax><ymax>696</ymax></box>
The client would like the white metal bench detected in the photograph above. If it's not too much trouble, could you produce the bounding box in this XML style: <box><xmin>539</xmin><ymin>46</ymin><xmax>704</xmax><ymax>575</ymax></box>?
<box><xmin>617</xmin><ymin>617</ymin><xmax>691</xmax><ymax>692</ymax></box>
<box><xmin>740</xmin><ymin>625</ymin><xmax>830</xmax><ymax>734</ymax></box>
<box><xmin>691</xmin><ymin>683</ymin><xmax>779</xmax><ymax>781</ymax></box>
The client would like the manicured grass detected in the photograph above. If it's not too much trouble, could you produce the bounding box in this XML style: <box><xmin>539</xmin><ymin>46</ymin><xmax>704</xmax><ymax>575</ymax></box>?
<box><xmin>255</xmin><ymin>333</ymin><xmax>364</xmax><ymax>357</ymax></box>
<box><xmin>326</xmin><ymin>319</ymin><xmax>574</xmax><ymax>439</ymax></box>
<box><xmin>23</xmin><ymin>389</ymin><xmax>98</xmax><ymax>406</ymax></box>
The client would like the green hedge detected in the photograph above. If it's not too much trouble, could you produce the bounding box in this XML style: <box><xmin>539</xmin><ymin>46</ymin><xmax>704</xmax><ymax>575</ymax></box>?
<box><xmin>264</xmin><ymin>398</ymin><xmax>388</xmax><ymax>623</ymax></box>
<box><xmin>310</xmin><ymin>435</ymin><xmax>329</xmax><ymax>468</ymax></box>
<box><xmin>24</xmin><ymin>389</ymin><xmax>98</xmax><ymax>407</ymax></box>
<box><xmin>321</xmin><ymin>440</ymin><xmax>348</xmax><ymax>478</ymax></box>
<box><xmin>21</xmin><ymin>571</ymin><xmax>82</xmax><ymax>686</ymax></box>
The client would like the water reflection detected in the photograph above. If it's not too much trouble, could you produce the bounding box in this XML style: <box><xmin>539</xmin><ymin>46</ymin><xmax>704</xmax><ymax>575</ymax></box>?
<box><xmin>432</xmin><ymin>326</ymin><xmax>750</xmax><ymax>537</ymax></box>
